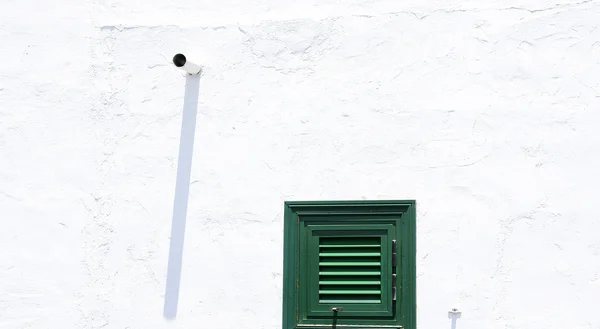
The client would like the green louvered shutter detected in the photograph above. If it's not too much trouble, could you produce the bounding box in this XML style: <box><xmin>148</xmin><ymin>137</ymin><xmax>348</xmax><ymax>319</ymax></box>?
<box><xmin>318</xmin><ymin>235</ymin><xmax>385</xmax><ymax>304</ymax></box>
<box><xmin>283</xmin><ymin>201</ymin><xmax>416</xmax><ymax>329</ymax></box>
<box><xmin>300</xmin><ymin>224</ymin><xmax>396</xmax><ymax>319</ymax></box>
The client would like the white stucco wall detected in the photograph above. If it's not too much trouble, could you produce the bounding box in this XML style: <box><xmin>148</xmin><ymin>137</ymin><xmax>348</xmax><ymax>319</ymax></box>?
<box><xmin>1</xmin><ymin>0</ymin><xmax>600</xmax><ymax>328</ymax></box>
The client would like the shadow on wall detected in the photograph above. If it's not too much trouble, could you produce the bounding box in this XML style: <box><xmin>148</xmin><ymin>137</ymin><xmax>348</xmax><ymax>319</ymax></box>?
<box><xmin>163</xmin><ymin>74</ymin><xmax>201</xmax><ymax>320</ymax></box>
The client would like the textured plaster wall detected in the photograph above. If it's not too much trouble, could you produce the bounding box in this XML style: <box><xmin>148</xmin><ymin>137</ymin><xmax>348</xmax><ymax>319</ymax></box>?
<box><xmin>1</xmin><ymin>0</ymin><xmax>600</xmax><ymax>328</ymax></box>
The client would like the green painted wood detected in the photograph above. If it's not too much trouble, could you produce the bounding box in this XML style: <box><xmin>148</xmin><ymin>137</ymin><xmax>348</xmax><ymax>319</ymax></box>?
<box><xmin>319</xmin><ymin>244</ymin><xmax>380</xmax><ymax>248</ymax></box>
<box><xmin>319</xmin><ymin>271</ymin><xmax>381</xmax><ymax>275</ymax></box>
<box><xmin>319</xmin><ymin>299</ymin><xmax>381</xmax><ymax>304</ymax></box>
<box><xmin>319</xmin><ymin>252</ymin><xmax>381</xmax><ymax>256</ymax></box>
<box><xmin>319</xmin><ymin>261</ymin><xmax>381</xmax><ymax>266</ymax></box>
<box><xmin>319</xmin><ymin>281</ymin><xmax>381</xmax><ymax>284</ymax></box>
<box><xmin>308</xmin><ymin>225</ymin><xmax>391</xmax><ymax>316</ymax></box>
<box><xmin>282</xmin><ymin>200</ymin><xmax>416</xmax><ymax>329</ymax></box>
<box><xmin>319</xmin><ymin>290</ymin><xmax>381</xmax><ymax>294</ymax></box>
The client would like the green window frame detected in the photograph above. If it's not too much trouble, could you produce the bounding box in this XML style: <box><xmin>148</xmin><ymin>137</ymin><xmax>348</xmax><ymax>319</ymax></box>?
<box><xmin>282</xmin><ymin>200</ymin><xmax>416</xmax><ymax>329</ymax></box>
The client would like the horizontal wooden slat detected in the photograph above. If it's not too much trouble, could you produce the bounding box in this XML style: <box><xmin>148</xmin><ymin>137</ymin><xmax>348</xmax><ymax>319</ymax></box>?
<box><xmin>319</xmin><ymin>299</ymin><xmax>381</xmax><ymax>304</ymax></box>
<box><xmin>320</xmin><ymin>237</ymin><xmax>380</xmax><ymax>245</ymax></box>
<box><xmin>319</xmin><ymin>262</ymin><xmax>380</xmax><ymax>266</ymax></box>
<box><xmin>319</xmin><ymin>244</ymin><xmax>380</xmax><ymax>248</ymax></box>
<box><xmin>319</xmin><ymin>280</ymin><xmax>381</xmax><ymax>285</ymax></box>
<box><xmin>319</xmin><ymin>271</ymin><xmax>381</xmax><ymax>275</ymax></box>
<box><xmin>319</xmin><ymin>290</ymin><xmax>381</xmax><ymax>294</ymax></box>
<box><xmin>319</xmin><ymin>252</ymin><xmax>381</xmax><ymax>257</ymax></box>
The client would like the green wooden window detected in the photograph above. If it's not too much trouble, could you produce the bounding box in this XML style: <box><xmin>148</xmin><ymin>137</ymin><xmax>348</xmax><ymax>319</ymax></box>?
<box><xmin>283</xmin><ymin>201</ymin><xmax>416</xmax><ymax>329</ymax></box>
